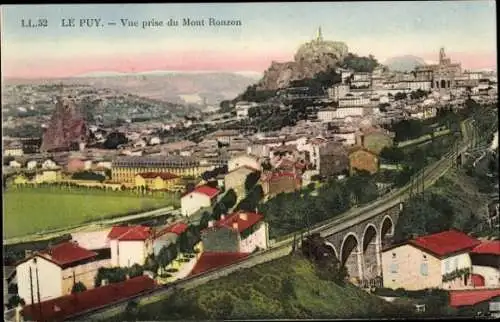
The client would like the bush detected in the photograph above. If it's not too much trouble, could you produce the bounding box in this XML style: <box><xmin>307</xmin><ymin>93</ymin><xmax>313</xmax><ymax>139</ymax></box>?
<box><xmin>71</xmin><ymin>281</ymin><xmax>87</xmax><ymax>293</ymax></box>
<box><xmin>7</xmin><ymin>295</ymin><xmax>25</xmax><ymax>309</ymax></box>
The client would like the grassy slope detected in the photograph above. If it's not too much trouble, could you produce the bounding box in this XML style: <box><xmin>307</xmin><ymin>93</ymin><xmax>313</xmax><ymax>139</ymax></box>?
<box><xmin>3</xmin><ymin>190</ymin><xmax>176</xmax><ymax>238</ymax></box>
<box><xmin>118</xmin><ymin>255</ymin><xmax>396</xmax><ymax>320</ymax></box>
<box><xmin>431</xmin><ymin>170</ymin><xmax>491</xmax><ymax>223</ymax></box>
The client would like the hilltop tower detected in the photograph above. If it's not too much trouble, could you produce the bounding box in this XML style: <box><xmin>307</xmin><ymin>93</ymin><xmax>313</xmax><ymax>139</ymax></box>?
<box><xmin>316</xmin><ymin>26</ymin><xmax>323</xmax><ymax>42</ymax></box>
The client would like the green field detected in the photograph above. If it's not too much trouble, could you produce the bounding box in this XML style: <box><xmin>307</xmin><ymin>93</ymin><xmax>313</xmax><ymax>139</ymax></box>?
<box><xmin>109</xmin><ymin>255</ymin><xmax>403</xmax><ymax>321</ymax></box>
<box><xmin>3</xmin><ymin>189</ymin><xmax>177</xmax><ymax>239</ymax></box>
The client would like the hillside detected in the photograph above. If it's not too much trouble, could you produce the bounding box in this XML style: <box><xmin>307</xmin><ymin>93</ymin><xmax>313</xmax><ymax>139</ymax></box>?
<box><xmin>4</xmin><ymin>72</ymin><xmax>259</xmax><ymax>106</ymax></box>
<box><xmin>112</xmin><ymin>255</ymin><xmax>399</xmax><ymax>320</ymax></box>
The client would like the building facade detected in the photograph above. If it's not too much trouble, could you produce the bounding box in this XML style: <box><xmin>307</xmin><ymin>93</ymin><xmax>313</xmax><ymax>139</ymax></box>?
<box><xmin>107</xmin><ymin>226</ymin><xmax>154</xmax><ymax>268</ymax></box>
<box><xmin>201</xmin><ymin>212</ymin><xmax>268</xmax><ymax>253</ymax></box>
<box><xmin>180</xmin><ymin>185</ymin><xmax>220</xmax><ymax>217</ymax></box>
<box><xmin>16</xmin><ymin>242</ymin><xmax>109</xmax><ymax>305</ymax></box>
<box><xmin>134</xmin><ymin>172</ymin><xmax>180</xmax><ymax>190</ymax></box>
<box><xmin>111</xmin><ymin>156</ymin><xmax>208</xmax><ymax>185</ymax></box>
<box><xmin>382</xmin><ymin>230</ymin><xmax>481</xmax><ymax>291</ymax></box>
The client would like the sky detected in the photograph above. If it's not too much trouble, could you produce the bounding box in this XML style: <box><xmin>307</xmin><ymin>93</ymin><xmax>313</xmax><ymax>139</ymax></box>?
<box><xmin>1</xmin><ymin>1</ymin><xmax>497</xmax><ymax>79</ymax></box>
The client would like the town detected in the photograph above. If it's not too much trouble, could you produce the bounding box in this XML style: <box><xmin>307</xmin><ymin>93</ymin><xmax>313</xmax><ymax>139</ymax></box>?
<box><xmin>3</xmin><ymin>20</ymin><xmax>500</xmax><ymax>322</ymax></box>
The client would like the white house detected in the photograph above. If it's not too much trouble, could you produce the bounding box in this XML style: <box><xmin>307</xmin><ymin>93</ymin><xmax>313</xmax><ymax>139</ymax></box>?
<box><xmin>202</xmin><ymin>211</ymin><xmax>269</xmax><ymax>253</ymax></box>
<box><xmin>235</xmin><ymin>101</ymin><xmax>259</xmax><ymax>120</ymax></box>
<box><xmin>26</xmin><ymin>160</ymin><xmax>38</xmax><ymax>170</ymax></box>
<box><xmin>469</xmin><ymin>240</ymin><xmax>500</xmax><ymax>288</ymax></box>
<box><xmin>41</xmin><ymin>159</ymin><xmax>58</xmax><ymax>170</ymax></box>
<box><xmin>149</xmin><ymin>137</ymin><xmax>161</xmax><ymax>146</ymax></box>
<box><xmin>16</xmin><ymin>241</ymin><xmax>109</xmax><ymax>305</ymax></box>
<box><xmin>4</xmin><ymin>143</ymin><xmax>24</xmax><ymax>157</ymax></box>
<box><xmin>228</xmin><ymin>153</ymin><xmax>262</xmax><ymax>173</ymax></box>
<box><xmin>338</xmin><ymin>96</ymin><xmax>371</xmax><ymax>107</ymax></box>
<box><xmin>317</xmin><ymin>108</ymin><xmax>338</xmax><ymax>123</ymax></box>
<box><xmin>9</xmin><ymin>160</ymin><xmax>22</xmax><ymax>168</ymax></box>
<box><xmin>327</xmin><ymin>84</ymin><xmax>350</xmax><ymax>101</ymax></box>
<box><xmin>382</xmin><ymin>230</ymin><xmax>481</xmax><ymax>291</ymax></box>
<box><xmin>107</xmin><ymin>226</ymin><xmax>154</xmax><ymax>267</ymax></box>
<box><xmin>180</xmin><ymin>185</ymin><xmax>220</xmax><ymax>217</ymax></box>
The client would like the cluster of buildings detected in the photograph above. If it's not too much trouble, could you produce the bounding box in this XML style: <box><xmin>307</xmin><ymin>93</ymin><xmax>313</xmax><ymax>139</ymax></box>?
<box><xmin>9</xmin><ymin>207</ymin><xmax>269</xmax><ymax>320</ymax></box>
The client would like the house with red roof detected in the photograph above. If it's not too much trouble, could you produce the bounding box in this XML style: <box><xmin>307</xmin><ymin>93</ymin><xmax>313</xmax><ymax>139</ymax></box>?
<box><xmin>153</xmin><ymin>222</ymin><xmax>189</xmax><ymax>257</ymax></box>
<box><xmin>180</xmin><ymin>185</ymin><xmax>220</xmax><ymax>217</ymax></box>
<box><xmin>134</xmin><ymin>171</ymin><xmax>180</xmax><ymax>191</ymax></box>
<box><xmin>449</xmin><ymin>288</ymin><xmax>500</xmax><ymax>311</ymax></box>
<box><xmin>381</xmin><ymin>229</ymin><xmax>481</xmax><ymax>291</ymax></box>
<box><xmin>201</xmin><ymin>211</ymin><xmax>268</xmax><ymax>253</ymax></box>
<box><xmin>107</xmin><ymin>225</ymin><xmax>154</xmax><ymax>268</ymax></box>
<box><xmin>469</xmin><ymin>240</ymin><xmax>500</xmax><ymax>288</ymax></box>
<box><xmin>16</xmin><ymin>241</ymin><xmax>111</xmax><ymax>306</ymax></box>
<box><xmin>21</xmin><ymin>275</ymin><xmax>156</xmax><ymax>321</ymax></box>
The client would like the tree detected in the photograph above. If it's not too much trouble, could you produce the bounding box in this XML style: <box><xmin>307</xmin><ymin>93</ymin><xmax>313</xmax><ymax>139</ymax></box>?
<box><xmin>280</xmin><ymin>277</ymin><xmax>296</xmax><ymax>300</ymax></box>
<box><xmin>341</xmin><ymin>53</ymin><xmax>379</xmax><ymax>73</ymax></box>
<box><xmin>157</xmin><ymin>246</ymin><xmax>173</xmax><ymax>273</ymax></box>
<box><xmin>394</xmin><ymin>92</ymin><xmax>407</xmax><ymax>101</ymax></box>
<box><xmin>102</xmin><ymin>132</ymin><xmax>128</xmax><ymax>149</ymax></box>
<box><xmin>221</xmin><ymin>189</ymin><xmax>237</xmax><ymax>210</ymax></box>
<box><xmin>7</xmin><ymin>295</ymin><xmax>25</xmax><ymax>309</ymax></box>
<box><xmin>128</xmin><ymin>263</ymin><xmax>144</xmax><ymax>278</ymax></box>
<box><xmin>380</xmin><ymin>146</ymin><xmax>405</xmax><ymax>163</ymax></box>
<box><xmin>210</xmin><ymin>294</ymin><xmax>234</xmax><ymax>319</ymax></box>
<box><xmin>244</xmin><ymin>171</ymin><xmax>261</xmax><ymax>193</ymax></box>
<box><xmin>71</xmin><ymin>281</ymin><xmax>87</xmax><ymax>293</ymax></box>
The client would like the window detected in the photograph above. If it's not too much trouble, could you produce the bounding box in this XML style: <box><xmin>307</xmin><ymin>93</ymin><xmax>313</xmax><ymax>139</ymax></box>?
<box><xmin>390</xmin><ymin>263</ymin><xmax>399</xmax><ymax>273</ymax></box>
<box><xmin>420</xmin><ymin>263</ymin><xmax>428</xmax><ymax>276</ymax></box>
<box><xmin>392</xmin><ymin>253</ymin><xmax>396</xmax><ymax>258</ymax></box>
<box><xmin>445</xmin><ymin>260</ymin><xmax>450</xmax><ymax>272</ymax></box>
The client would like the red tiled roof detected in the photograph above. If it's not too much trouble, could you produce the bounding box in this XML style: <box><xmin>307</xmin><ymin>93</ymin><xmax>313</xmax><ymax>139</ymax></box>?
<box><xmin>449</xmin><ymin>289</ymin><xmax>500</xmax><ymax>307</ymax></box>
<box><xmin>107</xmin><ymin>226</ymin><xmax>153</xmax><ymax>241</ymax></box>
<box><xmin>189</xmin><ymin>185</ymin><xmax>220</xmax><ymax>199</ymax></box>
<box><xmin>471</xmin><ymin>240</ymin><xmax>500</xmax><ymax>255</ymax></box>
<box><xmin>22</xmin><ymin>276</ymin><xmax>156</xmax><ymax>321</ymax></box>
<box><xmin>156</xmin><ymin>222</ymin><xmax>189</xmax><ymax>237</ymax></box>
<box><xmin>409</xmin><ymin>230</ymin><xmax>481</xmax><ymax>257</ymax></box>
<box><xmin>137</xmin><ymin>172</ymin><xmax>179</xmax><ymax>180</ymax></box>
<box><xmin>38</xmin><ymin>242</ymin><xmax>97</xmax><ymax>267</ymax></box>
<box><xmin>215</xmin><ymin>211</ymin><xmax>264</xmax><ymax>233</ymax></box>
<box><xmin>189</xmin><ymin>252</ymin><xmax>250</xmax><ymax>276</ymax></box>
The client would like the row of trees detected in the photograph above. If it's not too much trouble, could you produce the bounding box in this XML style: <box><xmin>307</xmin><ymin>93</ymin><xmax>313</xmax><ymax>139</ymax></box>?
<box><xmin>71</xmin><ymin>171</ymin><xmax>106</xmax><ymax>182</ymax></box>
<box><xmin>340</xmin><ymin>53</ymin><xmax>379</xmax><ymax>73</ymax></box>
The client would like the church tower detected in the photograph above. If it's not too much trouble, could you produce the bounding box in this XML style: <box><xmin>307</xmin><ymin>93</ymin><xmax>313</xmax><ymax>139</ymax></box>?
<box><xmin>316</xmin><ymin>26</ymin><xmax>323</xmax><ymax>42</ymax></box>
<box><xmin>439</xmin><ymin>47</ymin><xmax>446</xmax><ymax>64</ymax></box>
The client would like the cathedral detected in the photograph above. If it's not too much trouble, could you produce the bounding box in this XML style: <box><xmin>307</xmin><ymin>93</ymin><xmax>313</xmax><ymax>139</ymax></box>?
<box><xmin>415</xmin><ymin>48</ymin><xmax>462</xmax><ymax>90</ymax></box>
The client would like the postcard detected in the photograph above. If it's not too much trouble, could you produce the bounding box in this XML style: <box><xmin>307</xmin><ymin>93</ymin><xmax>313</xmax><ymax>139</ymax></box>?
<box><xmin>1</xmin><ymin>2</ymin><xmax>499</xmax><ymax>321</ymax></box>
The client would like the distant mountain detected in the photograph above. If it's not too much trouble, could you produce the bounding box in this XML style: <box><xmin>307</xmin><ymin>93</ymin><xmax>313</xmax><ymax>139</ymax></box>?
<box><xmin>6</xmin><ymin>72</ymin><xmax>260</xmax><ymax>106</ymax></box>
<box><xmin>384</xmin><ymin>55</ymin><xmax>426</xmax><ymax>72</ymax></box>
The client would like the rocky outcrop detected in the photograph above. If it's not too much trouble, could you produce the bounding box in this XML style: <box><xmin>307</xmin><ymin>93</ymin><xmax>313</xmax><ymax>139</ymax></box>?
<box><xmin>256</xmin><ymin>34</ymin><xmax>349</xmax><ymax>91</ymax></box>
<box><xmin>40</xmin><ymin>97</ymin><xmax>88</xmax><ymax>152</ymax></box>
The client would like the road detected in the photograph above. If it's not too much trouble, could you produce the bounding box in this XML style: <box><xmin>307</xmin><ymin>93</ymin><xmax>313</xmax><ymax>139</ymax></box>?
<box><xmin>4</xmin><ymin>206</ymin><xmax>180</xmax><ymax>246</ymax></box>
<box><xmin>73</xmin><ymin>119</ymin><xmax>476</xmax><ymax>321</ymax></box>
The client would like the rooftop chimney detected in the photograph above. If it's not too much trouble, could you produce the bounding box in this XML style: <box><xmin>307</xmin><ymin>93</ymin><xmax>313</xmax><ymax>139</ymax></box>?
<box><xmin>220</xmin><ymin>214</ymin><xmax>225</xmax><ymax>220</ymax></box>
<box><xmin>232</xmin><ymin>222</ymin><xmax>239</xmax><ymax>230</ymax></box>
<box><xmin>208</xmin><ymin>220</ymin><xmax>214</xmax><ymax>228</ymax></box>
<box><xmin>239</xmin><ymin>212</ymin><xmax>248</xmax><ymax>221</ymax></box>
